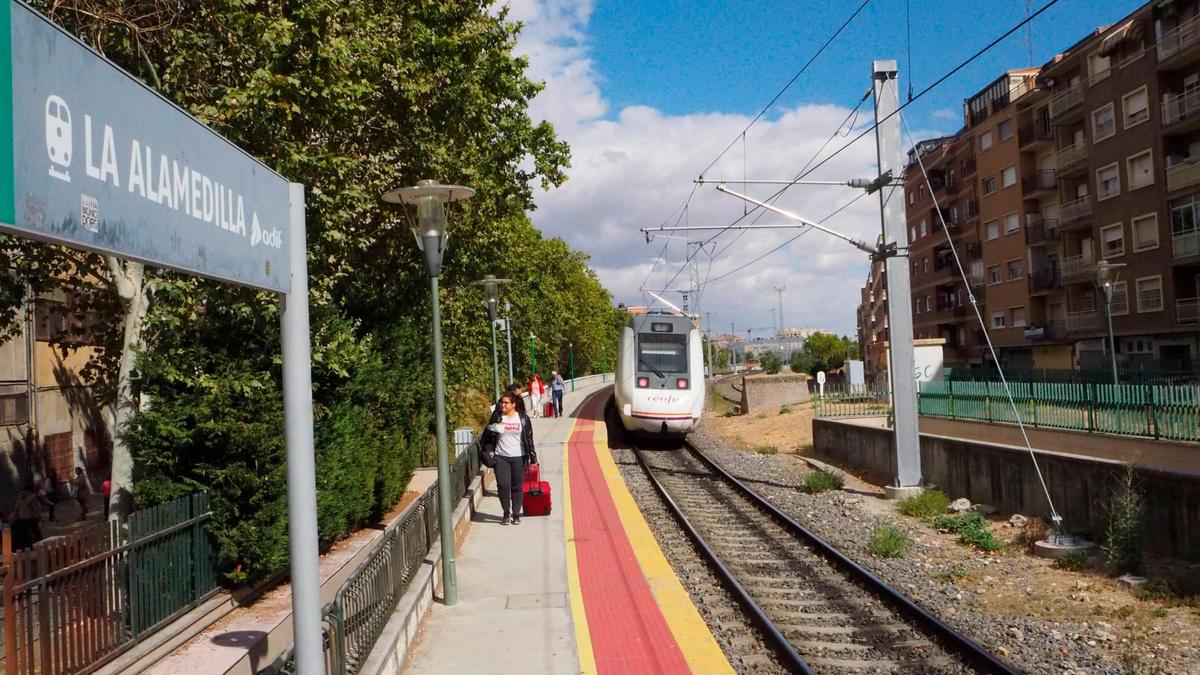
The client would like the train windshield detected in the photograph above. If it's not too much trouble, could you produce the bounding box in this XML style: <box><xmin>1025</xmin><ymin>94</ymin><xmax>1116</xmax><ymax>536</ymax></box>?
<box><xmin>637</xmin><ymin>333</ymin><xmax>688</xmax><ymax>374</ymax></box>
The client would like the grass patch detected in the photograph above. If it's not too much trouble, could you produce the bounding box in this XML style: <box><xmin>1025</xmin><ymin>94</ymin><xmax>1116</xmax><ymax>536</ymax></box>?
<box><xmin>897</xmin><ymin>489</ymin><xmax>950</xmax><ymax>520</ymax></box>
<box><xmin>1136</xmin><ymin>577</ymin><xmax>1200</xmax><ymax>608</ymax></box>
<box><xmin>754</xmin><ymin>445</ymin><xmax>778</xmax><ymax>455</ymax></box>
<box><xmin>1054</xmin><ymin>550</ymin><xmax>1092</xmax><ymax>572</ymax></box>
<box><xmin>868</xmin><ymin>524</ymin><xmax>911</xmax><ymax>558</ymax></box>
<box><xmin>803</xmin><ymin>469</ymin><xmax>845</xmax><ymax>494</ymax></box>
<box><xmin>778</xmin><ymin>405</ymin><xmax>792</xmax><ymax>415</ymax></box>
<box><xmin>935</xmin><ymin>562</ymin><xmax>968</xmax><ymax>583</ymax></box>
<box><xmin>934</xmin><ymin>512</ymin><xmax>1003</xmax><ymax>552</ymax></box>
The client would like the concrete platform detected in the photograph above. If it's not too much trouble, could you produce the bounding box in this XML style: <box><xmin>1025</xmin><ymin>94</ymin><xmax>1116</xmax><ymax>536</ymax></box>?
<box><xmin>396</xmin><ymin>385</ymin><xmax>732</xmax><ymax>675</ymax></box>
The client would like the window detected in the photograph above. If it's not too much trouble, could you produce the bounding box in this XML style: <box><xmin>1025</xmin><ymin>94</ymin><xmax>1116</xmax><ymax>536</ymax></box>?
<box><xmin>1004</xmin><ymin>212</ymin><xmax>1020</xmax><ymax>235</ymax></box>
<box><xmin>1097</xmin><ymin>163</ymin><xmax>1121</xmax><ymax>200</ymax></box>
<box><xmin>983</xmin><ymin>176</ymin><xmax>996</xmax><ymax>194</ymax></box>
<box><xmin>638</xmin><ymin>334</ymin><xmax>689</xmax><ymax>373</ymax></box>
<box><xmin>1110</xmin><ymin>281</ymin><xmax>1129</xmax><ymax>316</ymax></box>
<box><xmin>988</xmin><ymin>265</ymin><xmax>1002</xmax><ymax>284</ymax></box>
<box><xmin>998</xmin><ymin>119</ymin><xmax>1014</xmax><ymax>140</ymax></box>
<box><xmin>915</xmin><ymin>296</ymin><xmax>922</xmax><ymax>313</ymax></box>
<box><xmin>919</xmin><ymin>184</ymin><xmax>926</xmax><ymax>199</ymax></box>
<box><xmin>927</xmin><ymin>294</ymin><xmax>933</xmax><ymax>312</ymax></box>
<box><xmin>991</xmin><ymin>311</ymin><xmax>1006</xmax><ymax>329</ymax></box>
<box><xmin>1092</xmin><ymin>103</ymin><xmax>1115</xmax><ymax>142</ymax></box>
<box><xmin>1170</xmin><ymin>194</ymin><xmax>1200</xmax><ymax>240</ymax></box>
<box><xmin>1119</xmin><ymin>35</ymin><xmax>1145</xmax><ymax>67</ymax></box>
<box><xmin>1122</xmin><ymin>86</ymin><xmax>1148</xmax><ymax>128</ymax></box>
<box><xmin>909</xmin><ymin>191</ymin><xmax>915</xmax><ymax>205</ymax></box>
<box><xmin>1136</xmin><ymin>276</ymin><xmax>1163</xmax><ymax>313</ymax></box>
<box><xmin>920</xmin><ymin>220</ymin><xmax>928</xmax><ymax>237</ymax></box>
<box><xmin>1001</xmin><ymin>165</ymin><xmax>1017</xmax><ymax>188</ymax></box>
<box><xmin>1132</xmin><ymin>213</ymin><xmax>1159</xmax><ymax>251</ymax></box>
<box><xmin>1127</xmin><ymin>149</ymin><xmax>1153</xmax><ymax>190</ymax></box>
<box><xmin>922</xmin><ymin>256</ymin><xmax>929</xmax><ymax>273</ymax></box>
<box><xmin>1007</xmin><ymin>259</ymin><xmax>1023</xmax><ymax>280</ymax></box>
<box><xmin>1089</xmin><ymin>51</ymin><xmax>1111</xmax><ymax>84</ymax></box>
<box><xmin>910</xmin><ymin>226</ymin><xmax>916</xmax><ymax>242</ymax></box>
<box><xmin>980</xmin><ymin>130</ymin><xmax>993</xmax><ymax>151</ymax></box>
<box><xmin>985</xmin><ymin>219</ymin><xmax>1000</xmax><ymax>240</ymax></box>
<box><xmin>1010</xmin><ymin>307</ymin><xmax>1026</xmax><ymax>327</ymax></box>
<box><xmin>1101</xmin><ymin>222</ymin><xmax>1125</xmax><ymax>258</ymax></box>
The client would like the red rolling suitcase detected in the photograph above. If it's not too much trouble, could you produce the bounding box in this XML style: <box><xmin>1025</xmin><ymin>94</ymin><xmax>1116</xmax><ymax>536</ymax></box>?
<box><xmin>543</xmin><ymin>401</ymin><xmax>555</xmax><ymax>417</ymax></box>
<box><xmin>522</xmin><ymin>464</ymin><xmax>552</xmax><ymax>516</ymax></box>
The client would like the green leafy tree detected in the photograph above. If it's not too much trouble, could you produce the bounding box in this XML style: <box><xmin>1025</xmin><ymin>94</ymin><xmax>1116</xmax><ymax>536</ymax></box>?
<box><xmin>759</xmin><ymin>352</ymin><xmax>783</xmax><ymax>375</ymax></box>
<box><xmin>791</xmin><ymin>332</ymin><xmax>847</xmax><ymax>376</ymax></box>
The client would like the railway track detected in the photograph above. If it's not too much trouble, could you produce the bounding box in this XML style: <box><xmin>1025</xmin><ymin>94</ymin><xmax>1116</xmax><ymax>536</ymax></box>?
<box><xmin>632</xmin><ymin>441</ymin><xmax>1018</xmax><ymax>674</ymax></box>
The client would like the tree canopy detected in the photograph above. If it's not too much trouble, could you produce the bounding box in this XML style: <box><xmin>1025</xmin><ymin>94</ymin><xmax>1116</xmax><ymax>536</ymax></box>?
<box><xmin>789</xmin><ymin>333</ymin><xmax>857</xmax><ymax>377</ymax></box>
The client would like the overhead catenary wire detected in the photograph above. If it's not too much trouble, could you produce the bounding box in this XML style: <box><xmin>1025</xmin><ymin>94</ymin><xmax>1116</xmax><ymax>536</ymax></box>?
<box><xmin>898</xmin><ymin>108</ymin><xmax>1063</xmax><ymax>530</ymax></box>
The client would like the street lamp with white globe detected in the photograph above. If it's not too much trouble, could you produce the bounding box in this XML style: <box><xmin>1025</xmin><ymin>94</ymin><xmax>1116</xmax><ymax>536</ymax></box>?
<box><xmin>381</xmin><ymin>179</ymin><xmax>474</xmax><ymax>606</ymax></box>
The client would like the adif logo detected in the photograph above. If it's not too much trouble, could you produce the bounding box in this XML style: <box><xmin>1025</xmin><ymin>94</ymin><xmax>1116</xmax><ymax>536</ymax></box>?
<box><xmin>249</xmin><ymin>215</ymin><xmax>283</xmax><ymax>249</ymax></box>
<box><xmin>45</xmin><ymin>95</ymin><xmax>72</xmax><ymax>182</ymax></box>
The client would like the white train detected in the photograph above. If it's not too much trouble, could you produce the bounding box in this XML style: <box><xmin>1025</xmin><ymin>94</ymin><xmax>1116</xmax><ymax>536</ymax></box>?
<box><xmin>614</xmin><ymin>311</ymin><xmax>705</xmax><ymax>436</ymax></box>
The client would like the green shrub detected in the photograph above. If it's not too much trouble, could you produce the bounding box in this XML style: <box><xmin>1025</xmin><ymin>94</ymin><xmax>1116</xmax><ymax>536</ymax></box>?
<box><xmin>898</xmin><ymin>489</ymin><xmax>951</xmax><ymax>519</ymax></box>
<box><xmin>760</xmin><ymin>352</ymin><xmax>783</xmax><ymax>374</ymax></box>
<box><xmin>1104</xmin><ymin>468</ymin><xmax>1145</xmax><ymax>575</ymax></box>
<box><xmin>755</xmin><ymin>445</ymin><xmax>778</xmax><ymax>455</ymax></box>
<box><xmin>935</xmin><ymin>562</ymin><xmax>968</xmax><ymax>582</ymax></box>
<box><xmin>934</xmin><ymin>512</ymin><xmax>1002</xmax><ymax>551</ymax></box>
<box><xmin>868</xmin><ymin>524</ymin><xmax>911</xmax><ymax>558</ymax></box>
<box><xmin>778</xmin><ymin>405</ymin><xmax>792</xmax><ymax>415</ymax></box>
<box><xmin>804</xmin><ymin>469</ymin><xmax>845</xmax><ymax>493</ymax></box>
<box><xmin>1054</xmin><ymin>550</ymin><xmax>1092</xmax><ymax>571</ymax></box>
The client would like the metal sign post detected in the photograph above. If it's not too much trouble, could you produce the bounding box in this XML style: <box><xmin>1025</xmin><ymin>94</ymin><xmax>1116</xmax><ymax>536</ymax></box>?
<box><xmin>0</xmin><ymin>3</ymin><xmax>323</xmax><ymax>671</ymax></box>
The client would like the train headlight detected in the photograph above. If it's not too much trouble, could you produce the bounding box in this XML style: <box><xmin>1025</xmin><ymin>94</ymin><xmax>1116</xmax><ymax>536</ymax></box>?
<box><xmin>676</xmin><ymin>378</ymin><xmax>689</xmax><ymax>389</ymax></box>
<box><xmin>637</xmin><ymin>376</ymin><xmax>649</xmax><ymax>388</ymax></box>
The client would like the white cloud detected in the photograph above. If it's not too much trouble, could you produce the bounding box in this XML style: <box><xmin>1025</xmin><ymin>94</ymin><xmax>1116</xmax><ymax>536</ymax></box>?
<box><xmin>932</xmin><ymin>108</ymin><xmax>960</xmax><ymax>122</ymax></box>
<box><xmin>510</xmin><ymin>1</ymin><xmax>884</xmax><ymax>337</ymax></box>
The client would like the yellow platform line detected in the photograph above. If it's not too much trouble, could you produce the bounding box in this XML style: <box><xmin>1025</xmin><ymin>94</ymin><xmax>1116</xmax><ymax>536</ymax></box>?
<box><xmin>589</xmin><ymin>430</ymin><xmax>735</xmax><ymax>674</ymax></box>
<box><xmin>563</xmin><ymin>417</ymin><xmax>599</xmax><ymax>675</ymax></box>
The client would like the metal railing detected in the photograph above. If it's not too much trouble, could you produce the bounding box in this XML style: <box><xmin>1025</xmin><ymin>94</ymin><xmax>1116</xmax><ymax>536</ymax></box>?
<box><xmin>1056</xmin><ymin>143</ymin><xmax>1088</xmax><ymax>173</ymax></box>
<box><xmin>1060</xmin><ymin>196</ymin><xmax>1092</xmax><ymax>225</ymax></box>
<box><xmin>1019</xmin><ymin>120</ymin><xmax>1053</xmax><ymax>147</ymax></box>
<box><xmin>813</xmin><ymin>385</ymin><xmax>892</xmax><ymax>419</ymax></box>
<box><xmin>1179</xmin><ymin>297</ymin><xmax>1200</xmax><ymax>326</ymax></box>
<box><xmin>1049</xmin><ymin>83</ymin><xmax>1083</xmax><ymax>119</ymax></box>
<box><xmin>1060</xmin><ymin>254</ymin><xmax>1094</xmax><ymax>282</ymax></box>
<box><xmin>1026</xmin><ymin>219</ymin><xmax>1060</xmax><ymax>246</ymax></box>
<box><xmin>1163</xmin><ymin>89</ymin><xmax>1200</xmax><ymax>127</ymax></box>
<box><xmin>272</xmin><ymin>438</ymin><xmax>484</xmax><ymax>674</ymax></box>
<box><xmin>1158</xmin><ymin>13</ymin><xmax>1200</xmax><ymax>62</ymax></box>
<box><xmin>2</xmin><ymin>494</ymin><xmax>217</xmax><ymax>674</ymax></box>
<box><xmin>1022</xmin><ymin>169</ymin><xmax>1056</xmax><ymax>194</ymax></box>
<box><xmin>1173</xmin><ymin>231</ymin><xmax>1200</xmax><ymax>259</ymax></box>
<box><xmin>918</xmin><ymin>380</ymin><xmax>1200</xmax><ymax>442</ymax></box>
<box><xmin>1066</xmin><ymin>309</ymin><xmax>1100</xmax><ymax>334</ymax></box>
<box><xmin>1028</xmin><ymin>267</ymin><xmax>1062</xmax><ymax>293</ymax></box>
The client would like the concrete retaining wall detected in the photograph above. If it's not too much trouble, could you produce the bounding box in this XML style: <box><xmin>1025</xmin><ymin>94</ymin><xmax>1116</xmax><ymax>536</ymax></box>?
<box><xmin>813</xmin><ymin>418</ymin><xmax>1200</xmax><ymax>562</ymax></box>
<box><xmin>741</xmin><ymin>373</ymin><xmax>810</xmax><ymax>414</ymax></box>
<box><xmin>712</xmin><ymin>374</ymin><xmax>743</xmax><ymax>403</ymax></box>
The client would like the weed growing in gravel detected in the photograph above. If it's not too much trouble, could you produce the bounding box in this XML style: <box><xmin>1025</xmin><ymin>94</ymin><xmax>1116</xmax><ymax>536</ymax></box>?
<box><xmin>867</xmin><ymin>524</ymin><xmax>911</xmax><ymax>558</ymax></box>
<box><xmin>778</xmin><ymin>405</ymin><xmax>792</xmax><ymax>415</ymax></box>
<box><xmin>1137</xmin><ymin>578</ymin><xmax>1200</xmax><ymax>609</ymax></box>
<box><xmin>1054</xmin><ymin>550</ymin><xmax>1092</xmax><ymax>571</ymax></box>
<box><xmin>1153</xmin><ymin>607</ymin><xmax>1169</xmax><ymax>618</ymax></box>
<box><xmin>1104</xmin><ymin>468</ymin><xmax>1145</xmax><ymax>575</ymax></box>
<box><xmin>755</xmin><ymin>445</ymin><xmax>778</xmax><ymax>455</ymax></box>
<box><xmin>897</xmin><ymin>489</ymin><xmax>950</xmax><ymax>520</ymax></box>
<box><xmin>935</xmin><ymin>562</ymin><xmax>968</xmax><ymax>583</ymax></box>
<box><xmin>803</xmin><ymin>469</ymin><xmax>845</xmax><ymax>493</ymax></box>
<box><xmin>933</xmin><ymin>512</ymin><xmax>1003</xmax><ymax>552</ymax></box>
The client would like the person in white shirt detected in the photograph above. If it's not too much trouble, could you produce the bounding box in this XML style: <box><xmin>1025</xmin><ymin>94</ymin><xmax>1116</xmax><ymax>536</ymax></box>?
<box><xmin>481</xmin><ymin>393</ymin><xmax>536</xmax><ymax>525</ymax></box>
<box><xmin>528</xmin><ymin>374</ymin><xmax>544</xmax><ymax>418</ymax></box>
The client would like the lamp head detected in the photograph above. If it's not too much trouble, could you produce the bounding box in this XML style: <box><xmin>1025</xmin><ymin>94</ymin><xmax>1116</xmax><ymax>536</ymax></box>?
<box><xmin>472</xmin><ymin>274</ymin><xmax>511</xmax><ymax>322</ymax></box>
<box><xmin>381</xmin><ymin>179</ymin><xmax>475</xmax><ymax>276</ymax></box>
<box><xmin>1095</xmin><ymin>259</ymin><xmax>1127</xmax><ymax>287</ymax></box>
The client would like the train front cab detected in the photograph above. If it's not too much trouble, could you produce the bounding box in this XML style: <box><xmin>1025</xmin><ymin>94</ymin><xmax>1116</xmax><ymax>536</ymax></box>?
<box><xmin>619</xmin><ymin>315</ymin><xmax>704</xmax><ymax>435</ymax></box>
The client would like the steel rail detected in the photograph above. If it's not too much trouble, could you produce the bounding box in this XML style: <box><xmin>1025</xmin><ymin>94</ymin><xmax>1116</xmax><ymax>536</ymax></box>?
<box><xmin>681</xmin><ymin>441</ymin><xmax>1018</xmax><ymax>674</ymax></box>
<box><xmin>630</xmin><ymin>444</ymin><xmax>814</xmax><ymax>674</ymax></box>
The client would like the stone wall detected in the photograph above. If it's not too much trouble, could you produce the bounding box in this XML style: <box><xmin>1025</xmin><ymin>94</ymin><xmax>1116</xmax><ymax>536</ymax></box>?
<box><xmin>813</xmin><ymin>417</ymin><xmax>1200</xmax><ymax>562</ymax></box>
<box><xmin>741</xmin><ymin>373</ymin><xmax>810</xmax><ymax>414</ymax></box>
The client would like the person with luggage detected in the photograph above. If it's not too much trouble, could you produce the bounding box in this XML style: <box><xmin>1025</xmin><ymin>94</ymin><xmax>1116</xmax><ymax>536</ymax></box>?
<box><xmin>550</xmin><ymin>370</ymin><xmax>566</xmax><ymax>417</ymax></box>
<box><xmin>528</xmin><ymin>374</ymin><xmax>545</xmax><ymax>418</ymax></box>
<box><xmin>480</xmin><ymin>392</ymin><xmax>536</xmax><ymax>525</ymax></box>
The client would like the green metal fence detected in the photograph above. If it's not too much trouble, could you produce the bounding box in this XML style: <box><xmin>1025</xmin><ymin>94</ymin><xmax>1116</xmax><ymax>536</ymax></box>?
<box><xmin>270</xmin><ymin>437</ymin><xmax>483</xmax><ymax>674</ymax></box>
<box><xmin>917</xmin><ymin>380</ymin><xmax>1200</xmax><ymax>442</ymax></box>
<box><xmin>813</xmin><ymin>386</ymin><xmax>893</xmax><ymax>419</ymax></box>
<box><xmin>1</xmin><ymin>493</ymin><xmax>217</xmax><ymax>674</ymax></box>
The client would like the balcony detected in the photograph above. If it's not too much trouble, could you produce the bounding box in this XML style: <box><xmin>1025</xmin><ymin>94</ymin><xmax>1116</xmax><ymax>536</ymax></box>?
<box><xmin>1060</xmin><ymin>254</ymin><xmax>1095</xmax><ymax>283</ymax></box>
<box><xmin>961</xmin><ymin>158</ymin><xmax>977</xmax><ymax>179</ymax></box>
<box><xmin>1158</xmin><ymin>14</ymin><xmax>1200</xmax><ymax>68</ymax></box>
<box><xmin>1049</xmin><ymin>83</ymin><xmax>1083</xmax><ymax>122</ymax></box>
<box><xmin>1066</xmin><ymin>309</ymin><xmax>1101</xmax><ymax>335</ymax></box>
<box><xmin>1055</xmin><ymin>143</ymin><xmax>1088</xmax><ymax>175</ymax></box>
<box><xmin>1161</xmin><ymin>89</ymin><xmax>1200</xmax><ymax>134</ymax></box>
<box><xmin>1166</xmin><ymin>157</ymin><xmax>1200</xmax><ymax>193</ymax></box>
<box><xmin>1179</xmin><ymin>298</ymin><xmax>1200</xmax><ymax>326</ymax></box>
<box><xmin>1028</xmin><ymin>268</ymin><xmax>1062</xmax><ymax>294</ymax></box>
<box><xmin>1060</xmin><ymin>196</ymin><xmax>1093</xmax><ymax>226</ymax></box>
<box><xmin>1174</xmin><ymin>231</ymin><xmax>1200</xmax><ymax>259</ymax></box>
<box><xmin>1023</xmin><ymin>321</ymin><xmax>1066</xmax><ymax>341</ymax></box>
<box><xmin>1026</xmin><ymin>219</ymin><xmax>1060</xmax><ymax>246</ymax></box>
<box><xmin>962</xmin><ymin>199</ymin><xmax>980</xmax><ymax>221</ymax></box>
<box><xmin>1019</xmin><ymin>120</ymin><xmax>1054</xmax><ymax>149</ymax></box>
<box><xmin>1022</xmin><ymin>169</ymin><xmax>1056</xmax><ymax>197</ymax></box>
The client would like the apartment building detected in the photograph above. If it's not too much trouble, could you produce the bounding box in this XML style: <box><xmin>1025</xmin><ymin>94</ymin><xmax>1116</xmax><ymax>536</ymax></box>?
<box><xmin>856</xmin><ymin>235</ymin><xmax>889</xmax><ymax>377</ymax></box>
<box><xmin>858</xmin><ymin>0</ymin><xmax>1200</xmax><ymax>374</ymax></box>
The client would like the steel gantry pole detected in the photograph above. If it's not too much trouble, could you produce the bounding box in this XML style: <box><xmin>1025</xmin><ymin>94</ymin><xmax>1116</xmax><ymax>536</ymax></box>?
<box><xmin>872</xmin><ymin>60</ymin><xmax>922</xmax><ymax>494</ymax></box>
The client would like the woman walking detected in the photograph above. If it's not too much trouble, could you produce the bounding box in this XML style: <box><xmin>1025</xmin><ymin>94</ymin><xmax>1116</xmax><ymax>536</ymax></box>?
<box><xmin>481</xmin><ymin>392</ymin><xmax>536</xmax><ymax>525</ymax></box>
<box><xmin>528</xmin><ymin>374</ymin><xmax>545</xmax><ymax>418</ymax></box>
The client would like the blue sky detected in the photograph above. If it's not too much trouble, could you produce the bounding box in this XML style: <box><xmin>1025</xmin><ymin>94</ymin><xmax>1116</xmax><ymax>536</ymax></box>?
<box><xmin>513</xmin><ymin>0</ymin><xmax>1148</xmax><ymax>337</ymax></box>
<box><xmin>588</xmin><ymin>0</ymin><xmax>1145</xmax><ymax>131</ymax></box>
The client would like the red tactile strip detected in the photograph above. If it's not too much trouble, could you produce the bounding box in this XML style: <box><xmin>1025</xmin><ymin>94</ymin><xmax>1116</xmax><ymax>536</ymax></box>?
<box><xmin>568</xmin><ymin>396</ymin><xmax>691</xmax><ymax>674</ymax></box>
